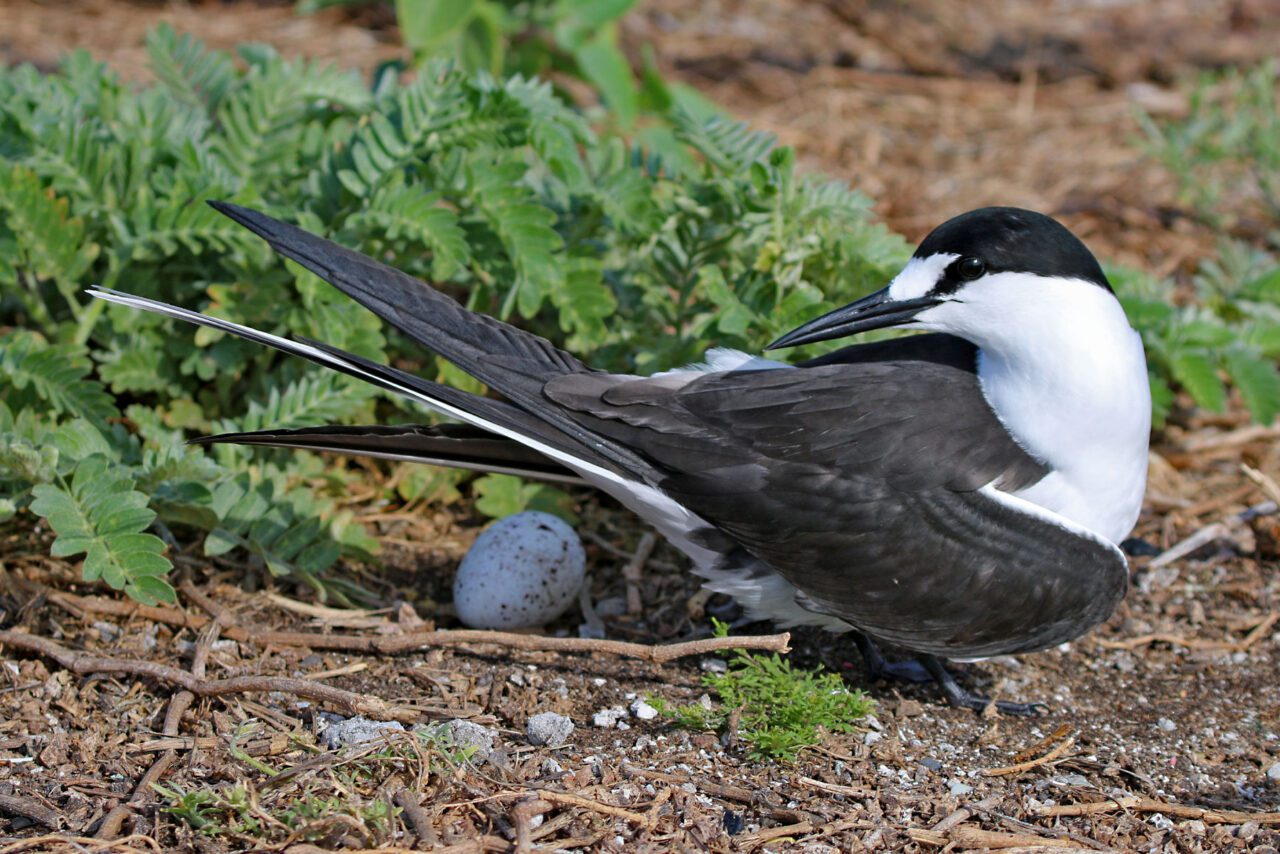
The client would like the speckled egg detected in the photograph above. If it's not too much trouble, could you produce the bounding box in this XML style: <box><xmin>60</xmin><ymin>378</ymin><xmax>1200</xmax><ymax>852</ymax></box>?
<box><xmin>453</xmin><ymin>511</ymin><xmax>586</xmax><ymax>630</ymax></box>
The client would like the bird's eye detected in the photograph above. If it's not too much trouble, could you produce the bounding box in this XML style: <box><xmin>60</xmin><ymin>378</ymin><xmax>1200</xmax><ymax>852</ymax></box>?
<box><xmin>957</xmin><ymin>257</ymin><xmax>986</xmax><ymax>280</ymax></box>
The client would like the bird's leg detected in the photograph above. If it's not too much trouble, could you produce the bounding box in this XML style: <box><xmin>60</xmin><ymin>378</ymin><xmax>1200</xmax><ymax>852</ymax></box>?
<box><xmin>850</xmin><ymin>631</ymin><xmax>935</xmax><ymax>684</ymax></box>
<box><xmin>916</xmin><ymin>654</ymin><xmax>1045</xmax><ymax>716</ymax></box>
<box><xmin>1120</xmin><ymin>537</ymin><xmax>1160</xmax><ymax>557</ymax></box>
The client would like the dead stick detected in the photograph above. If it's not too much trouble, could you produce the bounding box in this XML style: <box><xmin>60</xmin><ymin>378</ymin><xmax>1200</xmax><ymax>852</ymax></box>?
<box><xmin>46</xmin><ymin>591</ymin><xmax>791</xmax><ymax>662</ymax></box>
<box><xmin>527</xmin><ymin>790</ymin><xmax>653</xmax><ymax>827</ymax></box>
<box><xmin>393</xmin><ymin>788</ymin><xmax>438</xmax><ymax>848</ymax></box>
<box><xmin>0</xmin><ymin>793</ymin><xmax>60</xmax><ymax>830</ymax></box>
<box><xmin>623</xmin><ymin>533</ymin><xmax>656</xmax><ymax>616</ymax></box>
<box><xmin>983</xmin><ymin>736</ymin><xmax>1075</xmax><ymax>777</ymax></box>
<box><xmin>1035</xmin><ymin>796</ymin><xmax>1280</xmax><ymax>825</ymax></box>
<box><xmin>0</xmin><ymin>835</ymin><xmax>163</xmax><ymax>854</ymax></box>
<box><xmin>0</xmin><ymin>630</ymin><xmax>420</xmax><ymax>723</ymax></box>
<box><xmin>1097</xmin><ymin>612</ymin><xmax>1278</xmax><ymax>653</ymax></box>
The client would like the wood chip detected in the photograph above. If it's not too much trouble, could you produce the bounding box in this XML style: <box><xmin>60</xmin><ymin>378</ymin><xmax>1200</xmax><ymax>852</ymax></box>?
<box><xmin>984</xmin><ymin>736</ymin><xmax>1074</xmax><ymax>777</ymax></box>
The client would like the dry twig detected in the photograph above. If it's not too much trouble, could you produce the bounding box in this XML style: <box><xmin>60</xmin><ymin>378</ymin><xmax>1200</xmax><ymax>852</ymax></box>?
<box><xmin>1097</xmin><ymin>611</ymin><xmax>1278</xmax><ymax>652</ymax></box>
<box><xmin>0</xmin><ymin>630</ymin><xmax>421</xmax><ymax>723</ymax></box>
<box><xmin>46</xmin><ymin>590</ymin><xmax>791</xmax><ymax>662</ymax></box>
<box><xmin>983</xmin><ymin>736</ymin><xmax>1075</xmax><ymax>777</ymax></box>
<box><xmin>623</xmin><ymin>532</ymin><xmax>656</xmax><ymax>616</ymax></box>
<box><xmin>1035</xmin><ymin>796</ymin><xmax>1280</xmax><ymax>825</ymax></box>
<box><xmin>0</xmin><ymin>792</ymin><xmax>60</xmax><ymax>830</ymax></box>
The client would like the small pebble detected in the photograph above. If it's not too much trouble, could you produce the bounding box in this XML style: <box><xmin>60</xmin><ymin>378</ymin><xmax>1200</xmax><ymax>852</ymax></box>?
<box><xmin>630</xmin><ymin>699</ymin><xmax>659</xmax><ymax>721</ymax></box>
<box><xmin>948</xmin><ymin>780</ymin><xmax>973</xmax><ymax>797</ymax></box>
<box><xmin>700</xmin><ymin>657</ymin><xmax>728</xmax><ymax>674</ymax></box>
<box><xmin>896</xmin><ymin>699</ymin><xmax>925</xmax><ymax>717</ymax></box>
<box><xmin>1157</xmin><ymin>717</ymin><xmax>1176</xmax><ymax>732</ymax></box>
<box><xmin>864</xmin><ymin>732</ymin><xmax>883</xmax><ymax>746</ymax></box>
<box><xmin>320</xmin><ymin>716</ymin><xmax>405</xmax><ymax>750</ymax></box>
<box><xmin>1267</xmin><ymin>762</ymin><xmax>1280</xmax><ymax>782</ymax></box>
<box><xmin>527</xmin><ymin>712</ymin><xmax>575</xmax><ymax>746</ymax></box>
<box><xmin>593</xmin><ymin>707</ymin><xmax>627</xmax><ymax>728</ymax></box>
<box><xmin>541</xmin><ymin>757</ymin><xmax>564</xmax><ymax>776</ymax></box>
<box><xmin>918</xmin><ymin>757</ymin><xmax>942</xmax><ymax>772</ymax></box>
<box><xmin>594</xmin><ymin>597</ymin><xmax>628</xmax><ymax>618</ymax></box>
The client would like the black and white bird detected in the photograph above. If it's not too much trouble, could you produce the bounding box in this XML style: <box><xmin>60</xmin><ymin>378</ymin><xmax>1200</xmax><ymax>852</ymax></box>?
<box><xmin>92</xmin><ymin>203</ymin><xmax>1149</xmax><ymax>714</ymax></box>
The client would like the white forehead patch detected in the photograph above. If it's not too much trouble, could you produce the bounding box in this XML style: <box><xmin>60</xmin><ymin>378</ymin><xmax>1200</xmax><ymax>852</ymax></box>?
<box><xmin>887</xmin><ymin>253</ymin><xmax>958</xmax><ymax>301</ymax></box>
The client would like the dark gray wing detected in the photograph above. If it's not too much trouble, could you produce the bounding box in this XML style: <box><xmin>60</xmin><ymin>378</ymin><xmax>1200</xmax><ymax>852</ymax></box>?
<box><xmin>545</xmin><ymin>339</ymin><xmax>1127</xmax><ymax>657</ymax></box>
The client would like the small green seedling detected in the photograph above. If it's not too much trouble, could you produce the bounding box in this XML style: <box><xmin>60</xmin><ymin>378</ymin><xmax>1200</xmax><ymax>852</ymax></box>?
<box><xmin>653</xmin><ymin>618</ymin><xmax>874</xmax><ymax>760</ymax></box>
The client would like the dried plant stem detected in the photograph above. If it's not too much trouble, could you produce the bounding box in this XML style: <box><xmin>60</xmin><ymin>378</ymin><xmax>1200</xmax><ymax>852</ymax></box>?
<box><xmin>47</xmin><ymin>590</ymin><xmax>791</xmax><ymax>662</ymax></box>
<box><xmin>1035</xmin><ymin>796</ymin><xmax>1280</xmax><ymax>825</ymax></box>
<box><xmin>0</xmin><ymin>630</ymin><xmax>421</xmax><ymax>723</ymax></box>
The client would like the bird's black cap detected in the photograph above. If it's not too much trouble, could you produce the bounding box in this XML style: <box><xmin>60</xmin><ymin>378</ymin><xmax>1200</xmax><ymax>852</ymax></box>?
<box><xmin>915</xmin><ymin>207</ymin><xmax>1112</xmax><ymax>293</ymax></box>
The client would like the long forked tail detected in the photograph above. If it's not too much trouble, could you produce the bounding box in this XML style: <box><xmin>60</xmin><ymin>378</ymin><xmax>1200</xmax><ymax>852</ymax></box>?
<box><xmin>86</xmin><ymin>286</ymin><xmax>627</xmax><ymax>482</ymax></box>
<box><xmin>206</xmin><ymin>202</ymin><xmax>651</xmax><ymax>476</ymax></box>
<box><xmin>88</xmin><ymin>201</ymin><xmax>675</xmax><ymax>486</ymax></box>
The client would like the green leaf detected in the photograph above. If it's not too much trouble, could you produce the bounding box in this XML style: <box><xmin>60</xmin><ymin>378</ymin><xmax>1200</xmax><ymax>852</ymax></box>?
<box><xmin>27</xmin><ymin>456</ymin><xmax>175</xmax><ymax>604</ymax></box>
<box><xmin>1240</xmin><ymin>265</ymin><xmax>1280</xmax><ymax>303</ymax></box>
<box><xmin>473</xmin><ymin>474</ymin><xmax>578</xmax><ymax>524</ymax></box>
<box><xmin>1170</xmin><ymin>350</ymin><xmax>1227</xmax><ymax>412</ymax></box>
<box><xmin>0</xmin><ymin>331</ymin><xmax>117</xmax><ymax>426</ymax></box>
<box><xmin>397</xmin><ymin>0</ymin><xmax>477</xmax><ymax>56</ymax></box>
<box><xmin>573</xmin><ymin>34</ymin><xmax>638</xmax><ymax>129</ymax></box>
<box><xmin>1224</xmin><ymin>349</ymin><xmax>1280</xmax><ymax>424</ymax></box>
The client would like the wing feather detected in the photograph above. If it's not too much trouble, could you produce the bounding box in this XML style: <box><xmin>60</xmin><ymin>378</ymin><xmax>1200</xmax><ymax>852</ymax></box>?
<box><xmin>545</xmin><ymin>336</ymin><xmax>1126</xmax><ymax>656</ymax></box>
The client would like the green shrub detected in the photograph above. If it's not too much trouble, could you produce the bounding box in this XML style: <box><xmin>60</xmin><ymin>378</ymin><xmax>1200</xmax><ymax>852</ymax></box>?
<box><xmin>0</xmin><ymin>25</ymin><xmax>907</xmax><ymax>601</ymax></box>
<box><xmin>1134</xmin><ymin>60</ymin><xmax>1280</xmax><ymax>424</ymax></box>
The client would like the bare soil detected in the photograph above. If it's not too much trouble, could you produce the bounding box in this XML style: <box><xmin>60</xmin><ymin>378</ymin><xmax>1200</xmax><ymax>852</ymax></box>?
<box><xmin>3</xmin><ymin>2</ymin><xmax>1280</xmax><ymax>852</ymax></box>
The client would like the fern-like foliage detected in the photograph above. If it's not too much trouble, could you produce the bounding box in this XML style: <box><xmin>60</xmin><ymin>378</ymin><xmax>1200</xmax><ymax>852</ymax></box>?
<box><xmin>0</xmin><ymin>330</ymin><xmax>117</xmax><ymax>425</ymax></box>
<box><xmin>28</xmin><ymin>455</ymin><xmax>175</xmax><ymax>604</ymax></box>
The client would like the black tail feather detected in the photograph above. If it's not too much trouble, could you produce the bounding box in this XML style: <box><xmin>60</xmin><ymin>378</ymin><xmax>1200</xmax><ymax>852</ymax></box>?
<box><xmin>194</xmin><ymin>423</ymin><xmax>584</xmax><ymax>484</ymax></box>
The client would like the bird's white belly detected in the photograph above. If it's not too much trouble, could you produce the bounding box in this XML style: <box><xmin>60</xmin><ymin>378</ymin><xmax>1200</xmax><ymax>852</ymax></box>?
<box><xmin>1007</xmin><ymin>464</ymin><xmax>1146</xmax><ymax>545</ymax></box>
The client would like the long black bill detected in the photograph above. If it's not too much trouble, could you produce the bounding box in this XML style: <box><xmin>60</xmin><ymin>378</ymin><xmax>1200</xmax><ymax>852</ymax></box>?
<box><xmin>765</xmin><ymin>288</ymin><xmax>941</xmax><ymax>350</ymax></box>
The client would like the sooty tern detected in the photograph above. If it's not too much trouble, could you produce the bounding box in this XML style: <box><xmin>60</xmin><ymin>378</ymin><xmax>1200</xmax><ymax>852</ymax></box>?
<box><xmin>92</xmin><ymin>204</ymin><xmax>1149</xmax><ymax>715</ymax></box>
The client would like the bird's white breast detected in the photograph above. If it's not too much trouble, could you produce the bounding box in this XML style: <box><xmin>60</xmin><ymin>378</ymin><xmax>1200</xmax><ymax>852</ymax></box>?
<box><xmin>918</xmin><ymin>273</ymin><xmax>1150</xmax><ymax>544</ymax></box>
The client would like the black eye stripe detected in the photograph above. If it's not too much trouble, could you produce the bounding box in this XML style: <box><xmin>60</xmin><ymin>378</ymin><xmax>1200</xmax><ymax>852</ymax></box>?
<box><xmin>929</xmin><ymin>256</ymin><xmax>989</xmax><ymax>296</ymax></box>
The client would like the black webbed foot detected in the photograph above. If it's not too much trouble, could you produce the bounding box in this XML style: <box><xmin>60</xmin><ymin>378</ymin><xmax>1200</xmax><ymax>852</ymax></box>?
<box><xmin>1121</xmin><ymin>536</ymin><xmax>1161</xmax><ymax>557</ymax></box>
<box><xmin>851</xmin><ymin>631</ymin><xmax>935</xmax><ymax>684</ymax></box>
<box><xmin>918</xmin><ymin>654</ymin><xmax>1046</xmax><ymax>716</ymax></box>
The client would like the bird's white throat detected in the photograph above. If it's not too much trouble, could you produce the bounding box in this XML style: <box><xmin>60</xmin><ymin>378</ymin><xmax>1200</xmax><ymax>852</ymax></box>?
<box><xmin>916</xmin><ymin>272</ymin><xmax>1151</xmax><ymax>544</ymax></box>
